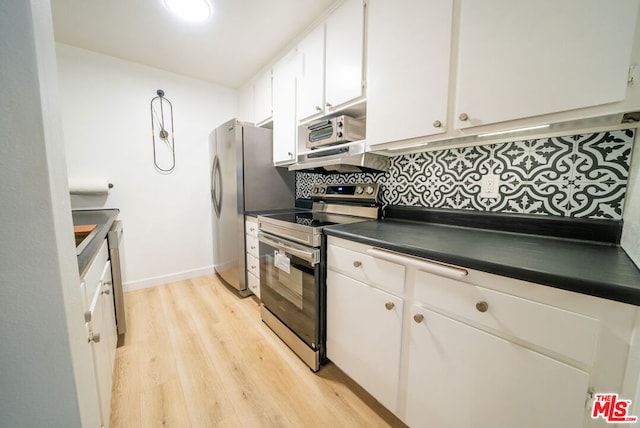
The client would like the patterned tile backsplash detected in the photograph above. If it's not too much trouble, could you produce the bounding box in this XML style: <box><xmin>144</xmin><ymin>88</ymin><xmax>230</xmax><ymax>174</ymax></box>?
<box><xmin>295</xmin><ymin>129</ymin><xmax>637</xmax><ymax>220</ymax></box>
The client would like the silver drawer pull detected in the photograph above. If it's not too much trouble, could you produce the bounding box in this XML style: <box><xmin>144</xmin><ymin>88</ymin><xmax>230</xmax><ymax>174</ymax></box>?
<box><xmin>476</xmin><ymin>301</ymin><xmax>489</xmax><ymax>313</ymax></box>
<box><xmin>413</xmin><ymin>314</ymin><xmax>424</xmax><ymax>323</ymax></box>
<box><xmin>385</xmin><ymin>302</ymin><xmax>395</xmax><ymax>310</ymax></box>
<box><xmin>366</xmin><ymin>248</ymin><xmax>468</xmax><ymax>279</ymax></box>
<box><xmin>353</xmin><ymin>261</ymin><xmax>362</xmax><ymax>268</ymax></box>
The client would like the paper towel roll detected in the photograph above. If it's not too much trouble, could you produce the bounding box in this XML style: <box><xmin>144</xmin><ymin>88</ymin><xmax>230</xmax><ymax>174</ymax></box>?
<box><xmin>68</xmin><ymin>178</ymin><xmax>112</xmax><ymax>195</ymax></box>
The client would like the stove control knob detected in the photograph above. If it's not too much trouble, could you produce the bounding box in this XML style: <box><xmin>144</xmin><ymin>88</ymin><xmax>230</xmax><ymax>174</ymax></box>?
<box><xmin>365</xmin><ymin>185</ymin><xmax>375</xmax><ymax>195</ymax></box>
<box><xmin>312</xmin><ymin>187</ymin><xmax>319</xmax><ymax>194</ymax></box>
<box><xmin>319</xmin><ymin>187</ymin><xmax>326</xmax><ymax>194</ymax></box>
<box><xmin>355</xmin><ymin>186</ymin><xmax>364</xmax><ymax>195</ymax></box>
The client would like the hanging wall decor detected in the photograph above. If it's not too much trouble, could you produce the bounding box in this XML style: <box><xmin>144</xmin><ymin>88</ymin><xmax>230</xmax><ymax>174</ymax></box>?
<box><xmin>150</xmin><ymin>89</ymin><xmax>175</xmax><ymax>173</ymax></box>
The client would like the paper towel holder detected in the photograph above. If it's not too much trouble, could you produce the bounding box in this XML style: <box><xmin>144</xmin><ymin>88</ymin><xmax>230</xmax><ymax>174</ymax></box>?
<box><xmin>68</xmin><ymin>179</ymin><xmax>114</xmax><ymax>195</ymax></box>
<box><xmin>150</xmin><ymin>89</ymin><xmax>175</xmax><ymax>174</ymax></box>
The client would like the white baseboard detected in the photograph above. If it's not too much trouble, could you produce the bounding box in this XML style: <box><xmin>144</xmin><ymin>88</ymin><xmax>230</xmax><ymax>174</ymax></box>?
<box><xmin>123</xmin><ymin>265</ymin><xmax>215</xmax><ymax>292</ymax></box>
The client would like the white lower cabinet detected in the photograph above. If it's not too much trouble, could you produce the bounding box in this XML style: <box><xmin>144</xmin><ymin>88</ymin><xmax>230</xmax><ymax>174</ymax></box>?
<box><xmin>326</xmin><ymin>236</ymin><xmax>639</xmax><ymax>428</ymax></box>
<box><xmin>245</xmin><ymin>216</ymin><xmax>260</xmax><ymax>298</ymax></box>
<box><xmin>406</xmin><ymin>305</ymin><xmax>588</xmax><ymax>428</ymax></box>
<box><xmin>83</xmin><ymin>239</ymin><xmax>117</xmax><ymax>428</ymax></box>
<box><xmin>326</xmin><ymin>270</ymin><xmax>403</xmax><ymax>412</ymax></box>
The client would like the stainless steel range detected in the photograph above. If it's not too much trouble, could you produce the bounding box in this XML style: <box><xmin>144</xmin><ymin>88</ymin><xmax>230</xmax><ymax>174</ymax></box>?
<box><xmin>257</xmin><ymin>183</ymin><xmax>380</xmax><ymax>371</ymax></box>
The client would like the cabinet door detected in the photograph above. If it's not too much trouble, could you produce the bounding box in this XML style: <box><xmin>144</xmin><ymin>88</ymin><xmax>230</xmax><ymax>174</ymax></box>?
<box><xmin>367</xmin><ymin>0</ymin><xmax>453</xmax><ymax>146</ymax></box>
<box><xmin>455</xmin><ymin>0</ymin><xmax>639</xmax><ymax>130</ymax></box>
<box><xmin>87</xmin><ymin>287</ymin><xmax>112</xmax><ymax>428</ymax></box>
<box><xmin>100</xmin><ymin>261</ymin><xmax>117</xmax><ymax>371</ymax></box>
<box><xmin>254</xmin><ymin>69</ymin><xmax>272</xmax><ymax>125</ymax></box>
<box><xmin>406</xmin><ymin>306</ymin><xmax>589</xmax><ymax>428</ymax></box>
<box><xmin>297</xmin><ymin>25</ymin><xmax>325</xmax><ymax>121</ymax></box>
<box><xmin>326</xmin><ymin>270</ymin><xmax>403</xmax><ymax>412</ymax></box>
<box><xmin>272</xmin><ymin>49</ymin><xmax>298</xmax><ymax>165</ymax></box>
<box><xmin>325</xmin><ymin>0</ymin><xmax>364</xmax><ymax>109</ymax></box>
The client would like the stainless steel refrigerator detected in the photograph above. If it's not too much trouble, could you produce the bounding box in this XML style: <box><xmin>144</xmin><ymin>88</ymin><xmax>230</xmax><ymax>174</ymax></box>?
<box><xmin>210</xmin><ymin>119</ymin><xmax>295</xmax><ymax>295</ymax></box>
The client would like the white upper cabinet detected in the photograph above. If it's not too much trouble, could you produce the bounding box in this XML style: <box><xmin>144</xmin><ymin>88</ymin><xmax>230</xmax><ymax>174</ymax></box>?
<box><xmin>297</xmin><ymin>0</ymin><xmax>366</xmax><ymax>123</ymax></box>
<box><xmin>454</xmin><ymin>0</ymin><xmax>640</xmax><ymax>130</ymax></box>
<box><xmin>366</xmin><ymin>0</ymin><xmax>640</xmax><ymax>152</ymax></box>
<box><xmin>297</xmin><ymin>25</ymin><xmax>325</xmax><ymax>120</ymax></box>
<box><xmin>324</xmin><ymin>0</ymin><xmax>365</xmax><ymax>111</ymax></box>
<box><xmin>366</xmin><ymin>0</ymin><xmax>453</xmax><ymax>146</ymax></box>
<box><xmin>253</xmin><ymin>69</ymin><xmax>272</xmax><ymax>126</ymax></box>
<box><xmin>272</xmin><ymin>48</ymin><xmax>298</xmax><ymax>165</ymax></box>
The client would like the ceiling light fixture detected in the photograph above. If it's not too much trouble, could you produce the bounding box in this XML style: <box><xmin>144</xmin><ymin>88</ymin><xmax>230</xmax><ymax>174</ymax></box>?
<box><xmin>164</xmin><ymin>0</ymin><xmax>212</xmax><ymax>22</ymax></box>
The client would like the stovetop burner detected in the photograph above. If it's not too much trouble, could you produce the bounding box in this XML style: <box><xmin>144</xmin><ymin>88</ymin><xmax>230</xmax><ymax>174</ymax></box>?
<box><xmin>257</xmin><ymin>183</ymin><xmax>380</xmax><ymax>247</ymax></box>
<box><xmin>260</xmin><ymin>210</ymin><xmax>364</xmax><ymax>228</ymax></box>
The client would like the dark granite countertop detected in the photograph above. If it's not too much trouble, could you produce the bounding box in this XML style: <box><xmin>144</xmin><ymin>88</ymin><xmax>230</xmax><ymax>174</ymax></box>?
<box><xmin>324</xmin><ymin>219</ymin><xmax>640</xmax><ymax>306</ymax></box>
<box><xmin>73</xmin><ymin>209</ymin><xmax>119</xmax><ymax>278</ymax></box>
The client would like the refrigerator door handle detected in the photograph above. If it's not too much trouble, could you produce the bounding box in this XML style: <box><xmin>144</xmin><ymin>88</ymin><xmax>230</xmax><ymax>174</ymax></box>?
<box><xmin>210</xmin><ymin>154</ymin><xmax>222</xmax><ymax>218</ymax></box>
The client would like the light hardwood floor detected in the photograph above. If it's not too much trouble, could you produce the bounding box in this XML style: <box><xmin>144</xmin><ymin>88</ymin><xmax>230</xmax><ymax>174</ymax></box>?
<box><xmin>110</xmin><ymin>274</ymin><xmax>407</xmax><ymax>427</ymax></box>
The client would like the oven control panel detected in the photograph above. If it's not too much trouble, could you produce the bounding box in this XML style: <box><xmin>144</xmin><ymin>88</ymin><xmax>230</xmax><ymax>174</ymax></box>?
<box><xmin>311</xmin><ymin>183</ymin><xmax>379</xmax><ymax>201</ymax></box>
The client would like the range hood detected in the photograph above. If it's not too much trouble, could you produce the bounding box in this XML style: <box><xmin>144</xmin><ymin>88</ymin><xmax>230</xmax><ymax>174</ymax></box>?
<box><xmin>288</xmin><ymin>141</ymin><xmax>390</xmax><ymax>173</ymax></box>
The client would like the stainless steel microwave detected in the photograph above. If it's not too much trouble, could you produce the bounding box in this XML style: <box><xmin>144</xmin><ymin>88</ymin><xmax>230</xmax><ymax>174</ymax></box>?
<box><xmin>305</xmin><ymin>115</ymin><xmax>365</xmax><ymax>149</ymax></box>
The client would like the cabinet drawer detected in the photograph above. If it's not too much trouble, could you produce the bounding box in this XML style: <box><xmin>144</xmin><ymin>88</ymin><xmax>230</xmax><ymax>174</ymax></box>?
<box><xmin>414</xmin><ymin>269</ymin><xmax>599</xmax><ymax>365</ymax></box>
<box><xmin>83</xmin><ymin>239</ymin><xmax>109</xmax><ymax>307</ymax></box>
<box><xmin>245</xmin><ymin>218</ymin><xmax>258</xmax><ymax>237</ymax></box>
<box><xmin>245</xmin><ymin>234</ymin><xmax>259</xmax><ymax>257</ymax></box>
<box><xmin>247</xmin><ymin>272</ymin><xmax>260</xmax><ymax>298</ymax></box>
<box><xmin>246</xmin><ymin>253</ymin><xmax>259</xmax><ymax>278</ymax></box>
<box><xmin>328</xmin><ymin>242</ymin><xmax>405</xmax><ymax>296</ymax></box>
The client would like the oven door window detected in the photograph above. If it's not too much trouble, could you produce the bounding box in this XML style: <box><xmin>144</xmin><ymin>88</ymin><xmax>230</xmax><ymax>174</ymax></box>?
<box><xmin>260</xmin><ymin>243</ymin><xmax>319</xmax><ymax>349</ymax></box>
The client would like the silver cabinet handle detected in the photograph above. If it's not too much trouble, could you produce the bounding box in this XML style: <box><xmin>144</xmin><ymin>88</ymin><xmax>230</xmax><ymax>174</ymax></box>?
<box><xmin>315</xmin><ymin>105</ymin><xmax>322</xmax><ymax>111</ymax></box>
<box><xmin>325</xmin><ymin>102</ymin><xmax>332</xmax><ymax>107</ymax></box>
<box><xmin>433</xmin><ymin>120</ymin><xmax>442</xmax><ymax>128</ymax></box>
<box><xmin>88</xmin><ymin>331</ymin><xmax>101</xmax><ymax>343</ymax></box>
<box><xmin>385</xmin><ymin>302</ymin><xmax>395</xmax><ymax>310</ymax></box>
<box><xmin>367</xmin><ymin>248</ymin><xmax>467</xmax><ymax>279</ymax></box>
<box><xmin>459</xmin><ymin>112</ymin><xmax>469</xmax><ymax>121</ymax></box>
<box><xmin>101</xmin><ymin>288</ymin><xmax>111</xmax><ymax>295</ymax></box>
<box><xmin>413</xmin><ymin>314</ymin><xmax>424</xmax><ymax>323</ymax></box>
<box><xmin>353</xmin><ymin>261</ymin><xmax>362</xmax><ymax>268</ymax></box>
<box><xmin>84</xmin><ymin>311</ymin><xmax>92</xmax><ymax>323</ymax></box>
<box><xmin>476</xmin><ymin>301</ymin><xmax>489</xmax><ymax>313</ymax></box>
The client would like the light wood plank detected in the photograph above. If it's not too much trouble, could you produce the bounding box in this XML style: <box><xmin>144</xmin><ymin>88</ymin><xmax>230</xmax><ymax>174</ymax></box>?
<box><xmin>110</xmin><ymin>274</ymin><xmax>406</xmax><ymax>428</ymax></box>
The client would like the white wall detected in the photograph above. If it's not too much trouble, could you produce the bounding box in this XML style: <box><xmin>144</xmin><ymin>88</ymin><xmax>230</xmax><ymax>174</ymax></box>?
<box><xmin>0</xmin><ymin>1</ymin><xmax>101</xmax><ymax>426</ymax></box>
<box><xmin>56</xmin><ymin>44</ymin><xmax>238</xmax><ymax>290</ymax></box>
<box><xmin>622</xmin><ymin>134</ymin><xmax>640</xmax><ymax>266</ymax></box>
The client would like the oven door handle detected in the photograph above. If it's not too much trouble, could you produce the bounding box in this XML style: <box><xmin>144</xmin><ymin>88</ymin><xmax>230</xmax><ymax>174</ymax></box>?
<box><xmin>258</xmin><ymin>232</ymin><xmax>320</xmax><ymax>265</ymax></box>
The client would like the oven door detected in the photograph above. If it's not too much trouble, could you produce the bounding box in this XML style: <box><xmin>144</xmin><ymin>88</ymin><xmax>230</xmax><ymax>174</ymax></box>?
<box><xmin>258</xmin><ymin>231</ymin><xmax>321</xmax><ymax>350</ymax></box>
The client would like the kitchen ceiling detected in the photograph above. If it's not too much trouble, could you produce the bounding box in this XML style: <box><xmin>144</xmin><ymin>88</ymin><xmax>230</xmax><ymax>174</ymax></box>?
<box><xmin>50</xmin><ymin>0</ymin><xmax>338</xmax><ymax>89</ymax></box>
